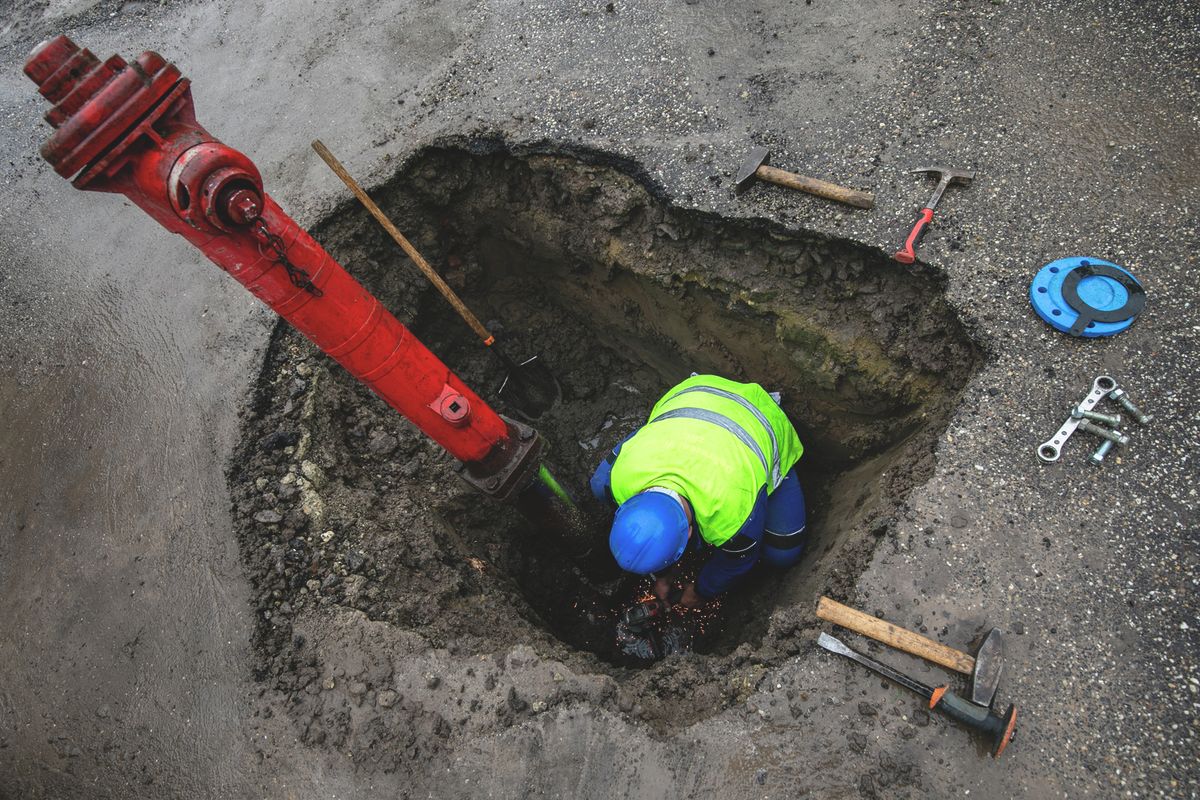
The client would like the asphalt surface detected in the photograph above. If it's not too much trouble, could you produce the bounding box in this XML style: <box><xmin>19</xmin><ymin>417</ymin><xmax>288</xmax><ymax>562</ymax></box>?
<box><xmin>1</xmin><ymin>0</ymin><xmax>1197</xmax><ymax>798</ymax></box>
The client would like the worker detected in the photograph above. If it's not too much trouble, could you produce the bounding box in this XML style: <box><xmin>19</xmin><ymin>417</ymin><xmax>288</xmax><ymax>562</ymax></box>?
<box><xmin>590</xmin><ymin>374</ymin><xmax>807</xmax><ymax>608</ymax></box>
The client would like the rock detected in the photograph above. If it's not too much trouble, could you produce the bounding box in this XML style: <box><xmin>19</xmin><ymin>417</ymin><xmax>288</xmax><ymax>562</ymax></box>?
<box><xmin>754</xmin><ymin>769</ymin><xmax>768</xmax><ymax>785</ymax></box>
<box><xmin>254</xmin><ymin>477</ymin><xmax>269</xmax><ymax>491</ymax></box>
<box><xmin>911</xmin><ymin>708</ymin><xmax>930</xmax><ymax>727</ymax></box>
<box><xmin>343</xmin><ymin>574</ymin><xmax>368</xmax><ymax>604</ymax></box>
<box><xmin>848</xmin><ymin>732</ymin><xmax>867</xmax><ymax>753</ymax></box>
<box><xmin>300</xmin><ymin>460</ymin><xmax>326</xmax><ymax>489</ymax></box>
<box><xmin>506</xmin><ymin>687</ymin><xmax>528</xmax><ymax>713</ymax></box>
<box><xmin>377</xmin><ymin>689</ymin><xmax>398</xmax><ymax>709</ymax></box>
<box><xmin>253</xmin><ymin>510</ymin><xmax>283</xmax><ymax>525</ymax></box>
<box><xmin>349</xmin><ymin>682</ymin><xmax>368</xmax><ymax>697</ymax></box>
<box><xmin>258</xmin><ymin>430</ymin><xmax>298</xmax><ymax>453</ymax></box>
<box><xmin>95</xmin><ymin>705</ymin><xmax>110</xmax><ymax>719</ymax></box>
<box><xmin>426</xmin><ymin>674</ymin><xmax>441</xmax><ymax>690</ymax></box>
<box><xmin>300</xmin><ymin>488</ymin><xmax>325</xmax><ymax>520</ymax></box>
<box><xmin>367</xmin><ymin>431</ymin><xmax>399</xmax><ymax>456</ymax></box>
<box><xmin>343</xmin><ymin>551</ymin><xmax>367</xmax><ymax>573</ymax></box>
<box><xmin>284</xmin><ymin>507</ymin><xmax>308</xmax><ymax>530</ymax></box>
<box><xmin>295</xmin><ymin>362</ymin><xmax>312</xmax><ymax>377</ymax></box>
<box><xmin>320</xmin><ymin>530</ymin><xmax>335</xmax><ymax>543</ymax></box>
<box><xmin>858</xmin><ymin>702</ymin><xmax>878</xmax><ymax>716</ymax></box>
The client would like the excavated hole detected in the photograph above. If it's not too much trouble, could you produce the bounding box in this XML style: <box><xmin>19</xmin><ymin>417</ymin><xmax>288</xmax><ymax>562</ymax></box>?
<box><xmin>233</xmin><ymin>144</ymin><xmax>981</xmax><ymax>731</ymax></box>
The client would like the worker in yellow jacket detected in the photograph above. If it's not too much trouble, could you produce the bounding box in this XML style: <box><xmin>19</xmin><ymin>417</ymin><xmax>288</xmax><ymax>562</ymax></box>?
<box><xmin>590</xmin><ymin>374</ymin><xmax>808</xmax><ymax>606</ymax></box>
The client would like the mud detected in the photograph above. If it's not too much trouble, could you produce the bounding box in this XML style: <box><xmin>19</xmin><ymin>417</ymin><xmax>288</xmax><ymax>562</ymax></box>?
<box><xmin>229</xmin><ymin>142</ymin><xmax>979</xmax><ymax>757</ymax></box>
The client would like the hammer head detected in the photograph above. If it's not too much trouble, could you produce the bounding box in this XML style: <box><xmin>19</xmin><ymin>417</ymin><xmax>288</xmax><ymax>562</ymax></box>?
<box><xmin>911</xmin><ymin>165</ymin><xmax>975</xmax><ymax>186</ymax></box>
<box><xmin>970</xmin><ymin>628</ymin><xmax>1004</xmax><ymax>707</ymax></box>
<box><xmin>734</xmin><ymin>146</ymin><xmax>771</xmax><ymax>194</ymax></box>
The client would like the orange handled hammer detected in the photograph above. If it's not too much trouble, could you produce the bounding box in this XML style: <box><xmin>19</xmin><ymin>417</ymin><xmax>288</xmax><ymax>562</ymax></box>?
<box><xmin>894</xmin><ymin>166</ymin><xmax>974</xmax><ymax>264</ymax></box>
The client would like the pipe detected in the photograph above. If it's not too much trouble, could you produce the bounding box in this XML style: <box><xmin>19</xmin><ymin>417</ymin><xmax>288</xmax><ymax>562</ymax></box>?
<box><xmin>24</xmin><ymin>35</ymin><xmax>541</xmax><ymax>500</ymax></box>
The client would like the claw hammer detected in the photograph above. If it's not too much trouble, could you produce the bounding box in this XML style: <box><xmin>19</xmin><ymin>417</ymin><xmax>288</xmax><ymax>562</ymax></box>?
<box><xmin>894</xmin><ymin>166</ymin><xmax>974</xmax><ymax>264</ymax></box>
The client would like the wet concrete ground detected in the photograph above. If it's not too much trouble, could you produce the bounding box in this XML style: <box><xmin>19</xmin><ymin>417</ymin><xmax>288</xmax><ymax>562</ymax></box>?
<box><xmin>1</xmin><ymin>0</ymin><xmax>1197</xmax><ymax>798</ymax></box>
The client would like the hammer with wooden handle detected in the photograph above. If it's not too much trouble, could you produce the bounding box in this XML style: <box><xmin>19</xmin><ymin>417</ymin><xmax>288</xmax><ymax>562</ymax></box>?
<box><xmin>734</xmin><ymin>146</ymin><xmax>874</xmax><ymax>209</ymax></box>
<box><xmin>816</xmin><ymin>596</ymin><xmax>1004</xmax><ymax>708</ymax></box>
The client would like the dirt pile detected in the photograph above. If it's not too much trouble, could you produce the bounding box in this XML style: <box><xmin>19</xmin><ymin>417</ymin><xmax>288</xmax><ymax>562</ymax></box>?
<box><xmin>229</xmin><ymin>144</ymin><xmax>980</xmax><ymax>765</ymax></box>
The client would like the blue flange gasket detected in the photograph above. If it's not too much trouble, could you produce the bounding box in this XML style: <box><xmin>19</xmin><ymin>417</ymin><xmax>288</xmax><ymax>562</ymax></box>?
<box><xmin>1030</xmin><ymin>256</ymin><xmax>1144</xmax><ymax>338</ymax></box>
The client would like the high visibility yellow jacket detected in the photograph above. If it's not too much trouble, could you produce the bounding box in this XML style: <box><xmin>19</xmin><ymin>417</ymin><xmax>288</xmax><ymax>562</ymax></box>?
<box><xmin>610</xmin><ymin>374</ymin><xmax>803</xmax><ymax>546</ymax></box>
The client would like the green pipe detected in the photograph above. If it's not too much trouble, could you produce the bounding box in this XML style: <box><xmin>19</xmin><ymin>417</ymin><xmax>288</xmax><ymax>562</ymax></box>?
<box><xmin>537</xmin><ymin>463</ymin><xmax>577</xmax><ymax>512</ymax></box>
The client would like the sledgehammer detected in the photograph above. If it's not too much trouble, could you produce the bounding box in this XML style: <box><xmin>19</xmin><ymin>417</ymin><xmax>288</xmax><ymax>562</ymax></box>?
<box><xmin>817</xmin><ymin>596</ymin><xmax>1003</xmax><ymax>708</ymax></box>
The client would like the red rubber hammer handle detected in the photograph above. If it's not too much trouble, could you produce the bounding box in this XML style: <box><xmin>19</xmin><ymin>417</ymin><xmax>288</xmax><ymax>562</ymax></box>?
<box><xmin>894</xmin><ymin>207</ymin><xmax>934</xmax><ymax>264</ymax></box>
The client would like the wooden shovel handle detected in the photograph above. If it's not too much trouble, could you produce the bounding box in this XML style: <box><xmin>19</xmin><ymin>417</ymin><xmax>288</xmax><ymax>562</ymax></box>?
<box><xmin>757</xmin><ymin>165</ymin><xmax>874</xmax><ymax>210</ymax></box>
<box><xmin>311</xmin><ymin>139</ymin><xmax>495</xmax><ymax>346</ymax></box>
<box><xmin>816</xmin><ymin>596</ymin><xmax>974</xmax><ymax>675</ymax></box>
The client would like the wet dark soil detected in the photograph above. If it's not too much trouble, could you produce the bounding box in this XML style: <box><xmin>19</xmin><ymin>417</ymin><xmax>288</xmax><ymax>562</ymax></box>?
<box><xmin>230</xmin><ymin>143</ymin><xmax>980</xmax><ymax>741</ymax></box>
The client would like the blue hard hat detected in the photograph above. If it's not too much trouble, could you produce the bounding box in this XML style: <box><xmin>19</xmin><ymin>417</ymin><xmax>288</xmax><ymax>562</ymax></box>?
<box><xmin>609</xmin><ymin>490</ymin><xmax>689</xmax><ymax>575</ymax></box>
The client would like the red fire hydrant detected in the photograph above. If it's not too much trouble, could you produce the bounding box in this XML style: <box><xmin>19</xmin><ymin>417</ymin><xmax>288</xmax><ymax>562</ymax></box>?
<box><xmin>24</xmin><ymin>35</ymin><xmax>541</xmax><ymax>500</ymax></box>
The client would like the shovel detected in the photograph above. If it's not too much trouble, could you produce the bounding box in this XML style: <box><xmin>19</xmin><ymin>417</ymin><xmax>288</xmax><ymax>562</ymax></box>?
<box><xmin>312</xmin><ymin>140</ymin><xmax>560</xmax><ymax>420</ymax></box>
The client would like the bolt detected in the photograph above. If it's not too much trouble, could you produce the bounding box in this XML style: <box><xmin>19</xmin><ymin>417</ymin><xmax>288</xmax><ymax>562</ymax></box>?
<box><xmin>486</xmin><ymin>477</ymin><xmax>500</xmax><ymax>490</ymax></box>
<box><xmin>1077</xmin><ymin>419</ymin><xmax>1130</xmax><ymax>446</ymax></box>
<box><xmin>1089</xmin><ymin>439</ymin><xmax>1114</xmax><ymax>465</ymax></box>
<box><xmin>1108</xmin><ymin>388</ymin><xmax>1153</xmax><ymax>425</ymax></box>
<box><xmin>225</xmin><ymin>188</ymin><xmax>262</xmax><ymax>225</ymax></box>
<box><xmin>1070</xmin><ymin>407</ymin><xmax>1122</xmax><ymax>428</ymax></box>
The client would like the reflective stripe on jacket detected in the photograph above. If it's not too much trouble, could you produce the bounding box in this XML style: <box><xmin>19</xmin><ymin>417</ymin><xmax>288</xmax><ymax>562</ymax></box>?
<box><xmin>609</xmin><ymin>374</ymin><xmax>803</xmax><ymax>546</ymax></box>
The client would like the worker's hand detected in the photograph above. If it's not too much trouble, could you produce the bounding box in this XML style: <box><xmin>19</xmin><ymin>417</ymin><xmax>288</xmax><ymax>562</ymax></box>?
<box><xmin>678</xmin><ymin>583</ymin><xmax>705</xmax><ymax>608</ymax></box>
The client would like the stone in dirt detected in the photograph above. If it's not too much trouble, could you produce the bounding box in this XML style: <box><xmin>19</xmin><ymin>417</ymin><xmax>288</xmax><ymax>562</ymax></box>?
<box><xmin>258</xmin><ymin>430</ymin><xmax>298</xmax><ymax>452</ymax></box>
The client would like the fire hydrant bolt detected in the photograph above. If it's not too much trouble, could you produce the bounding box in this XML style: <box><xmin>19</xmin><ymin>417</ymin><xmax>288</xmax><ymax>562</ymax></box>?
<box><xmin>225</xmin><ymin>188</ymin><xmax>263</xmax><ymax>226</ymax></box>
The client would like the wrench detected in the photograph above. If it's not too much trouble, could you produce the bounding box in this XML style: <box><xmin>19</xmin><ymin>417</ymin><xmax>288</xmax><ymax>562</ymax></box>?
<box><xmin>1037</xmin><ymin>375</ymin><xmax>1118</xmax><ymax>463</ymax></box>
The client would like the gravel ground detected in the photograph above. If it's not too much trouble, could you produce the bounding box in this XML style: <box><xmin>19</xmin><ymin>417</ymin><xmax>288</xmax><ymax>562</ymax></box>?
<box><xmin>0</xmin><ymin>0</ymin><xmax>1196</xmax><ymax>798</ymax></box>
